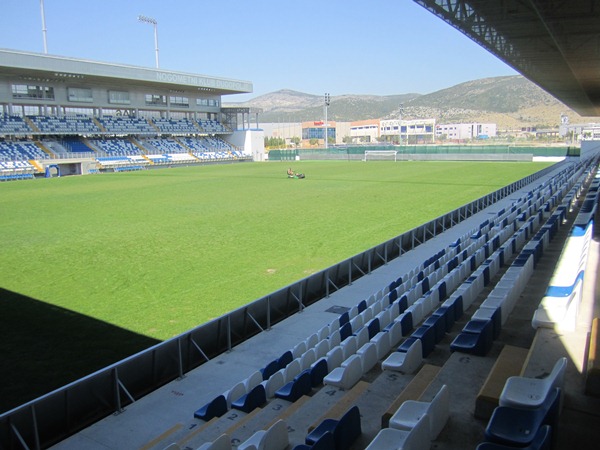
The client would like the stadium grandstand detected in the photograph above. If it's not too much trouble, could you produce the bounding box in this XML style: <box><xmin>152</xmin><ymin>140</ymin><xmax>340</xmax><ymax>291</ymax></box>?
<box><xmin>3</xmin><ymin>1</ymin><xmax>600</xmax><ymax>450</ymax></box>
<box><xmin>0</xmin><ymin>49</ymin><xmax>263</xmax><ymax>180</ymax></box>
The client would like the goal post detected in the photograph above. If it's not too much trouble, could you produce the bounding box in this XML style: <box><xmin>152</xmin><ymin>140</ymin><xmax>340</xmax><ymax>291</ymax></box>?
<box><xmin>363</xmin><ymin>150</ymin><xmax>397</xmax><ymax>162</ymax></box>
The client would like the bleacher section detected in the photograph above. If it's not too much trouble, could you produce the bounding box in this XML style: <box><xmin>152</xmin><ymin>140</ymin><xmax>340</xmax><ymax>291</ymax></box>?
<box><xmin>197</xmin><ymin>119</ymin><xmax>230</xmax><ymax>134</ymax></box>
<box><xmin>28</xmin><ymin>115</ymin><xmax>102</xmax><ymax>134</ymax></box>
<box><xmin>96</xmin><ymin>116</ymin><xmax>157</xmax><ymax>134</ymax></box>
<box><xmin>152</xmin><ymin>117</ymin><xmax>200</xmax><ymax>134</ymax></box>
<box><xmin>44</xmin><ymin>157</ymin><xmax>600</xmax><ymax>450</ymax></box>
<box><xmin>0</xmin><ymin>140</ymin><xmax>48</xmax><ymax>161</ymax></box>
<box><xmin>0</xmin><ymin>114</ymin><xmax>32</xmax><ymax>135</ymax></box>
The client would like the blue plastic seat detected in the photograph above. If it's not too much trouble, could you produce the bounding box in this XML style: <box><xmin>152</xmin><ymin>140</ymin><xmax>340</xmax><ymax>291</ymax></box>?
<box><xmin>292</xmin><ymin>431</ymin><xmax>335</xmax><ymax>450</ymax></box>
<box><xmin>399</xmin><ymin>311</ymin><xmax>413</xmax><ymax>336</ymax></box>
<box><xmin>476</xmin><ymin>424</ymin><xmax>551</xmax><ymax>450</ymax></box>
<box><xmin>275</xmin><ymin>369</ymin><xmax>312</xmax><ymax>402</ymax></box>
<box><xmin>423</xmin><ymin>313</ymin><xmax>446</xmax><ymax>344</ymax></box>
<box><xmin>310</xmin><ymin>358</ymin><xmax>328</xmax><ymax>387</ymax></box>
<box><xmin>338</xmin><ymin>311</ymin><xmax>350</xmax><ymax>327</ymax></box>
<box><xmin>305</xmin><ymin>405</ymin><xmax>361</xmax><ymax>450</ymax></box>
<box><xmin>340</xmin><ymin>322</ymin><xmax>353</xmax><ymax>342</ymax></box>
<box><xmin>277</xmin><ymin>350</ymin><xmax>293</xmax><ymax>369</ymax></box>
<box><xmin>432</xmin><ymin>304</ymin><xmax>455</xmax><ymax>333</ymax></box>
<box><xmin>193</xmin><ymin>394</ymin><xmax>227</xmax><ymax>421</ymax></box>
<box><xmin>410</xmin><ymin>324</ymin><xmax>436</xmax><ymax>357</ymax></box>
<box><xmin>231</xmin><ymin>384</ymin><xmax>267</xmax><ymax>413</ymax></box>
<box><xmin>484</xmin><ymin>388</ymin><xmax>561</xmax><ymax>447</ymax></box>
<box><xmin>261</xmin><ymin>359</ymin><xmax>280</xmax><ymax>381</ymax></box>
<box><xmin>367</xmin><ymin>318</ymin><xmax>380</xmax><ymax>339</ymax></box>
<box><xmin>450</xmin><ymin>319</ymin><xmax>494</xmax><ymax>356</ymax></box>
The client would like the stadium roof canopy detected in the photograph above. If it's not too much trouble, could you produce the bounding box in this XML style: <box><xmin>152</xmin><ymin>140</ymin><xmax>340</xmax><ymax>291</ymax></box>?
<box><xmin>413</xmin><ymin>0</ymin><xmax>600</xmax><ymax>117</ymax></box>
<box><xmin>0</xmin><ymin>48</ymin><xmax>253</xmax><ymax>96</ymax></box>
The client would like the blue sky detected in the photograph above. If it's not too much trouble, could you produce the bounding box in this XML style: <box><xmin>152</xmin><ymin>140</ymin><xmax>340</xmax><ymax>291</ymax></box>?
<box><xmin>0</xmin><ymin>1</ymin><xmax>517</xmax><ymax>101</ymax></box>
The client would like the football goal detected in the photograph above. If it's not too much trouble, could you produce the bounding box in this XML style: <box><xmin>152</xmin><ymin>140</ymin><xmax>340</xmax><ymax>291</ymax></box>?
<box><xmin>363</xmin><ymin>150</ymin><xmax>397</xmax><ymax>162</ymax></box>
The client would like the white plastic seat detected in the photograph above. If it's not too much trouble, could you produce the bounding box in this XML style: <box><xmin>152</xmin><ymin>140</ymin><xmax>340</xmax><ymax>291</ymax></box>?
<box><xmin>381</xmin><ymin>339</ymin><xmax>423</xmax><ymax>374</ymax></box>
<box><xmin>323</xmin><ymin>354</ymin><xmax>363</xmax><ymax>390</ymax></box>
<box><xmin>196</xmin><ymin>433</ymin><xmax>232</xmax><ymax>450</ymax></box>
<box><xmin>389</xmin><ymin>384</ymin><xmax>450</xmax><ymax>440</ymax></box>
<box><xmin>357</xmin><ymin>342</ymin><xmax>378</xmax><ymax>373</ymax></box>
<box><xmin>300</xmin><ymin>348</ymin><xmax>317</xmax><ymax>371</ymax></box>
<box><xmin>292</xmin><ymin>341</ymin><xmax>307</xmax><ymax>359</ymax></box>
<box><xmin>328</xmin><ymin>329</ymin><xmax>341</xmax><ymax>348</ymax></box>
<box><xmin>388</xmin><ymin>320</ymin><xmax>404</xmax><ymax>347</ymax></box>
<box><xmin>237</xmin><ymin>419</ymin><xmax>289</xmax><ymax>450</ymax></box>
<box><xmin>376</xmin><ymin>309</ymin><xmax>392</xmax><ymax>330</ymax></box>
<box><xmin>371</xmin><ymin>331</ymin><xmax>392</xmax><ymax>360</ymax></box>
<box><xmin>350</xmin><ymin>314</ymin><xmax>364</xmax><ymax>332</ymax></box>
<box><xmin>244</xmin><ymin>370</ymin><xmax>263</xmax><ymax>391</ymax></box>
<box><xmin>283</xmin><ymin>359</ymin><xmax>302</xmax><ymax>383</ymax></box>
<box><xmin>406</xmin><ymin>303</ymin><xmax>423</xmax><ymax>326</ymax></box>
<box><xmin>499</xmin><ymin>357</ymin><xmax>567</xmax><ymax>409</ymax></box>
<box><xmin>314</xmin><ymin>339</ymin><xmax>330</xmax><ymax>359</ymax></box>
<box><xmin>224</xmin><ymin>382</ymin><xmax>247</xmax><ymax>409</ymax></box>
<box><xmin>365</xmin><ymin>412</ymin><xmax>430</xmax><ymax>450</ymax></box>
<box><xmin>341</xmin><ymin>335</ymin><xmax>358</xmax><ymax>360</ymax></box>
<box><xmin>354</xmin><ymin>326</ymin><xmax>369</xmax><ymax>349</ymax></box>
<box><xmin>326</xmin><ymin>345</ymin><xmax>344</xmax><ymax>371</ymax></box>
<box><xmin>262</xmin><ymin>370</ymin><xmax>285</xmax><ymax>398</ymax></box>
<box><xmin>328</xmin><ymin>320</ymin><xmax>340</xmax><ymax>335</ymax></box>
<box><xmin>317</xmin><ymin>325</ymin><xmax>329</xmax><ymax>341</ymax></box>
<box><xmin>305</xmin><ymin>333</ymin><xmax>319</xmax><ymax>349</ymax></box>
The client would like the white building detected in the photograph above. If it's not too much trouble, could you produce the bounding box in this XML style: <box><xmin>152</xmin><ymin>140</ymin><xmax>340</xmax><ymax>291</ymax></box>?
<box><xmin>436</xmin><ymin>123</ymin><xmax>497</xmax><ymax>141</ymax></box>
<box><xmin>380</xmin><ymin>118</ymin><xmax>436</xmax><ymax>144</ymax></box>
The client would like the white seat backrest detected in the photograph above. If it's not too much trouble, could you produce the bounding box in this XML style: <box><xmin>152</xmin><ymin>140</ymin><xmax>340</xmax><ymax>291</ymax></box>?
<box><xmin>359</xmin><ymin>342</ymin><xmax>378</xmax><ymax>373</ymax></box>
<box><xmin>429</xmin><ymin>384</ymin><xmax>450</xmax><ymax>439</ymax></box>
<box><xmin>292</xmin><ymin>341</ymin><xmax>307</xmax><ymax>359</ymax></box>
<box><xmin>263</xmin><ymin>419</ymin><xmax>289</xmax><ymax>450</ymax></box>
<box><xmin>549</xmin><ymin>357</ymin><xmax>568</xmax><ymax>389</ymax></box>
<box><xmin>244</xmin><ymin>370</ymin><xmax>263</xmax><ymax>391</ymax></box>
<box><xmin>195</xmin><ymin>433</ymin><xmax>232</xmax><ymax>450</ymax></box>
<box><xmin>315</xmin><ymin>339</ymin><xmax>330</xmax><ymax>359</ymax></box>
<box><xmin>318</xmin><ymin>325</ymin><xmax>329</xmax><ymax>341</ymax></box>
<box><xmin>225</xmin><ymin>382</ymin><xmax>247</xmax><ymax>408</ymax></box>
<box><xmin>306</xmin><ymin>333</ymin><xmax>319</xmax><ymax>349</ymax></box>
<box><xmin>264</xmin><ymin>371</ymin><xmax>285</xmax><ymax>398</ymax></box>
<box><xmin>300</xmin><ymin>348</ymin><xmax>317</xmax><ymax>370</ymax></box>
<box><xmin>341</xmin><ymin>335</ymin><xmax>358</xmax><ymax>360</ymax></box>
<box><xmin>355</xmin><ymin>327</ymin><xmax>369</xmax><ymax>349</ymax></box>
<box><xmin>284</xmin><ymin>359</ymin><xmax>301</xmax><ymax>383</ymax></box>
<box><xmin>388</xmin><ymin>320</ymin><xmax>404</xmax><ymax>347</ymax></box>
<box><xmin>326</xmin><ymin>346</ymin><xmax>344</xmax><ymax>370</ymax></box>
<box><xmin>329</xmin><ymin>330</ymin><xmax>341</xmax><ymax>348</ymax></box>
<box><xmin>350</xmin><ymin>314</ymin><xmax>364</xmax><ymax>332</ymax></box>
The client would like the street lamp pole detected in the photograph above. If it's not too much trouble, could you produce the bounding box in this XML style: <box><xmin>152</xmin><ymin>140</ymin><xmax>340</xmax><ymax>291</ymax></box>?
<box><xmin>138</xmin><ymin>15</ymin><xmax>159</xmax><ymax>68</ymax></box>
<box><xmin>324</xmin><ymin>93</ymin><xmax>330</xmax><ymax>149</ymax></box>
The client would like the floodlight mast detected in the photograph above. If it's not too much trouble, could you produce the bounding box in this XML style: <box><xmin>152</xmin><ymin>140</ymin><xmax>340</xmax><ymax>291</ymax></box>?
<box><xmin>40</xmin><ymin>0</ymin><xmax>48</xmax><ymax>54</ymax></box>
<box><xmin>324</xmin><ymin>93</ymin><xmax>331</xmax><ymax>149</ymax></box>
<box><xmin>138</xmin><ymin>15</ymin><xmax>160</xmax><ymax>68</ymax></box>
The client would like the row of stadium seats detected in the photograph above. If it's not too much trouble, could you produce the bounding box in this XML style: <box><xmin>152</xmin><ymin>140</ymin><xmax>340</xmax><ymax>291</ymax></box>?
<box><xmin>0</xmin><ymin>114</ymin><xmax>231</xmax><ymax>136</ymax></box>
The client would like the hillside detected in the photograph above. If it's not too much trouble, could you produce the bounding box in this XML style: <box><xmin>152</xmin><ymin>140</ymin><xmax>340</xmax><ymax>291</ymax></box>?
<box><xmin>225</xmin><ymin>76</ymin><xmax>596</xmax><ymax>129</ymax></box>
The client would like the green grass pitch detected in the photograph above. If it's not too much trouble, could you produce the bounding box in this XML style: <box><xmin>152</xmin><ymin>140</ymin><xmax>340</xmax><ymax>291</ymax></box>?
<box><xmin>0</xmin><ymin>160</ymin><xmax>553</xmax><ymax>411</ymax></box>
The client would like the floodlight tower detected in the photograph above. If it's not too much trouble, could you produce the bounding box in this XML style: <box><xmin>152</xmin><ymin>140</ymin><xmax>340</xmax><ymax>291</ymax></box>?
<box><xmin>398</xmin><ymin>103</ymin><xmax>403</xmax><ymax>145</ymax></box>
<box><xmin>324</xmin><ymin>93</ymin><xmax>331</xmax><ymax>149</ymax></box>
<box><xmin>40</xmin><ymin>0</ymin><xmax>48</xmax><ymax>53</ymax></box>
<box><xmin>138</xmin><ymin>15</ymin><xmax>160</xmax><ymax>68</ymax></box>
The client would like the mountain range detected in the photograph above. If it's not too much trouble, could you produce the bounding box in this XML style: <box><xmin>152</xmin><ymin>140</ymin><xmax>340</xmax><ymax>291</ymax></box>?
<box><xmin>225</xmin><ymin>76</ymin><xmax>596</xmax><ymax>129</ymax></box>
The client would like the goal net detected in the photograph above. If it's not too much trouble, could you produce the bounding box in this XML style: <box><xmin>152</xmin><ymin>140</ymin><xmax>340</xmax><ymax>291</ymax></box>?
<box><xmin>363</xmin><ymin>150</ymin><xmax>397</xmax><ymax>162</ymax></box>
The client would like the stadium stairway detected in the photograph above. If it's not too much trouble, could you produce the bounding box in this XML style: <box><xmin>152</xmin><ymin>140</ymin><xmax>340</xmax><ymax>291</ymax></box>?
<box><xmin>49</xmin><ymin>160</ymin><xmax>600</xmax><ymax>450</ymax></box>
